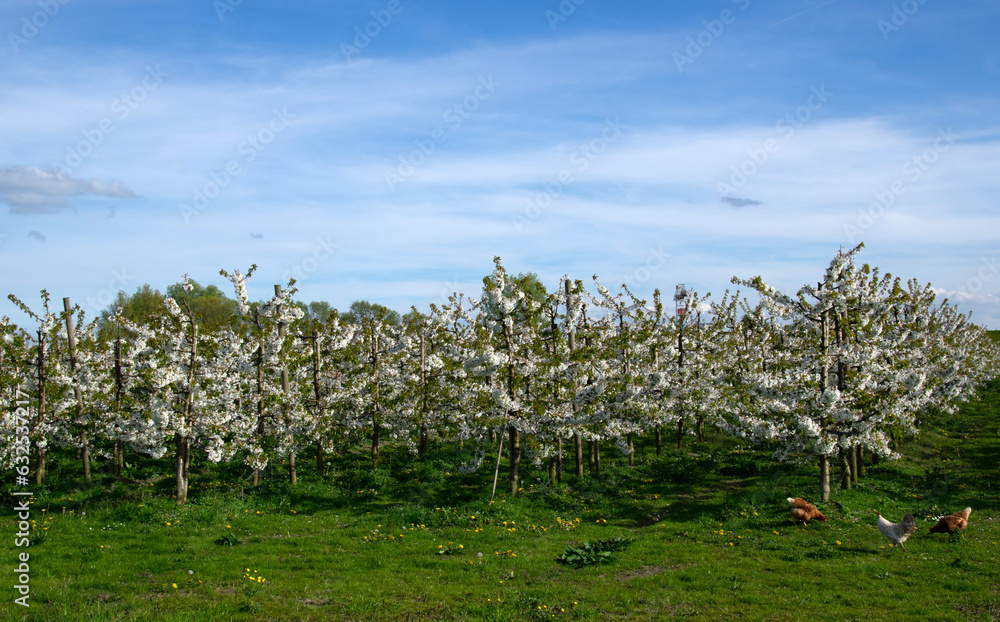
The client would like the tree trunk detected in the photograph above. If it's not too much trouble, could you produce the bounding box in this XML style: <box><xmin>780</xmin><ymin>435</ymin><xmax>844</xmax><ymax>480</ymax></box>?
<box><xmin>114</xmin><ymin>441</ymin><xmax>123</xmax><ymax>478</ymax></box>
<box><xmin>175</xmin><ymin>433</ymin><xmax>189</xmax><ymax>505</ymax></box>
<box><xmin>556</xmin><ymin>436</ymin><xmax>563</xmax><ymax>483</ymax></box>
<box><xmin>183</xmin><ymin>437</ymin><xmax>190</xmax><ymax>484</ymax></box>
<box><xmin>697</xmin><ymin>415</ymin><xmax>705</xmax><ymax>442</ymax></box>
<box><xmin>857</xmin><ymin>445</ymin><xmax>866</xmax><ymax>477</ymax></box>
<box><xmin>508</xmin><ymin>425</ymin><xmax>520</xmax><ymax>497</ymax></box>
<box><xmin>627</xmin><ymin>433</ymin><xmax>634</xmax><ymax>466</ymax></box>
<box><xmin>574</xmin><ymin>433</ymin><xmax>584</xmax><ymax>478</ymax></box>
<box><xmin>655</xmin><ymin>427</ymin><xmax>662</xmax><ymax>455</ymax></box>
<box><xmin>316</xmin><ymin>441</ymin><xmax>325</xmax><ymax>477</ymax></box>
<box><xmin>676</xmin><ymin>419</ymin><xmax>685</xmax><ymax>449</ymax></box>
<box><xmin>819</xmin><ymin>455</ymin><xmax>830</xmax><ymax>501</ymax></box>
<box><xmin>594</xmin><ymin>440</ymin><xmax>600</xmax><ymax>475</ymax></box>
<box><xmin>35</xmin><ymin>446</ymin><xmax>45</xmax><ymax>486</ymax></box>
<box><xmin>839</xmin><ymin>448</ymin><xmax>852</xmax><ymax>490</ymax></box>
<box><xmin>850</xmin><ymin>445</ymin><xmax>859</xmax><ymax>484</ymax></box>
<box><xmin>371</xmin><ymin>421</ymin><xmax>381</xmax><ymax>467</ymax></box>
<box><xmin>81</xmin><ymin>434</ymin><xmax>91</xmax><ymax>484</ymax></box>
<box><xmin>588</xmin><ymin>439</ymin><xmax>595</xmax><ymax>474</ymax></box>
<box><xmin>419</xmin><ymin>425</ymin><xmax>429</xmax><ymax>457</ymax></box>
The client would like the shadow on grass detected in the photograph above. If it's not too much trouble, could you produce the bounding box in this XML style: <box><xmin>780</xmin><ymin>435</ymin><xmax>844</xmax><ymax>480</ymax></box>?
<box><xmin>8</xmin><ymin>379</ymin><xmax>998</xmax><ymax>538</ymax></box>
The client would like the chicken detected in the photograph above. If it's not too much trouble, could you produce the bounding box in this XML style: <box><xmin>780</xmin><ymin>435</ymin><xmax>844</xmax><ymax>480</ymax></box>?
<box><xmin>876</xmin><ymin>512</ymin><xmax>917</xmax><ymax>554</ymax></box>
<box><xmin>788</xmin><ymin>497</ymin><xmax>827</xmax><ymax>523</ymax></box>
<box><xmin>929</xmin><ymin>507</ymin><xmax>972</xmax><ymax>536</ymax></box>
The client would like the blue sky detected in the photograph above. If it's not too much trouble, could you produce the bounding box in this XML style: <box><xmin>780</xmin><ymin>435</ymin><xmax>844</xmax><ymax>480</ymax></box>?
<box><xmin>1</xmin><ymin>0</ymin><xmax>998</xmax><ymax>328</ymax></box>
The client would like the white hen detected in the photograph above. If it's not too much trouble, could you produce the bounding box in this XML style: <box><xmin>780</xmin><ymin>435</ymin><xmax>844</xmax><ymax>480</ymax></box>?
<box><xmin>876</xmin><ymin>512</ymin><xmax>917</xmax><ymax>554</ymax></box>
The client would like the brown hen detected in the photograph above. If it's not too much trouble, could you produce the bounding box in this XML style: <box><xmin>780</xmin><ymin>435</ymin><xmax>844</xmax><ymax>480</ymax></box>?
<box><xmin>929</xmin><ymin>507</ymin><xmax>972</xmax><ymax>536</ymax></box>
<box><xmin>788</xmin><ymin>497</ymin><xmax>827</xmax><ymax>523</ymax></box>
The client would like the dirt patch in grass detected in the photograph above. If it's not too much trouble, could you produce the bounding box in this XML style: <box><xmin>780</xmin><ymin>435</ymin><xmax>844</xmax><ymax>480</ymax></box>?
<box><xmin>635</xmin><ymin>504</ymin><xmax>671</xmax><ymax>527</ymax></box>
<box><xmin>617</xmin><ymin>564</ymin><xmax>665</xmax><ymax>581</ymax></box>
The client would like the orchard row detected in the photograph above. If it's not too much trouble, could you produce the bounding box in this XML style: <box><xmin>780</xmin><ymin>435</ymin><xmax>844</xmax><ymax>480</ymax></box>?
<box><xmin>2</xmin><ymin>245</ymin><xmax>997</xmax><ymax>503</ymax></box>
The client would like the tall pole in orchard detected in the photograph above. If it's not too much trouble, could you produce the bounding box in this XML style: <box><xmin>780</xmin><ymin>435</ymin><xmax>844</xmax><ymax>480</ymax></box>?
<box><xmin>674</xmin><ymin>285</ymin><xmax>687</xmax><ymax>449</ymax></box>
<box><xmin>275</xmin><ymin>285</ymin><xmax>295</xmax><ymax>485</ymax></box>
<box><xmin>566</xmin><ymin>277</ymin><xmax>584</xmax><ymax>479</ymax></box>
<box><xmin>63</xmin><ymin>297</ymin><xmax>91</xmax><ymax>483</ymax></box>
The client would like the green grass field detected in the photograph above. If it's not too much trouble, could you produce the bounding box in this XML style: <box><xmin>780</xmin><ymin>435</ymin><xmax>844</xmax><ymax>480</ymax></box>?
<box><xmin>3</xmin><ymin>379</ymin><xmax>999</xmax><ymax>621</ymax></box>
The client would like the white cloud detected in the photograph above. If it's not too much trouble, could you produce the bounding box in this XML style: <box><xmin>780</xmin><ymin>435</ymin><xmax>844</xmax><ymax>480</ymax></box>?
<box><xmin>0</xmin><ymin>166</ymin><xmax>136</xmax><ymax>214</ymax></box>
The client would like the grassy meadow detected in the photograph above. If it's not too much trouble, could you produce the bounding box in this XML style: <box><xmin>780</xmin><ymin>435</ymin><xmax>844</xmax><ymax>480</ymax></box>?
<box><xmin>2</xmin><ymin>378</ymin><xmax>999</xmax><ymax>621</ymax></box>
